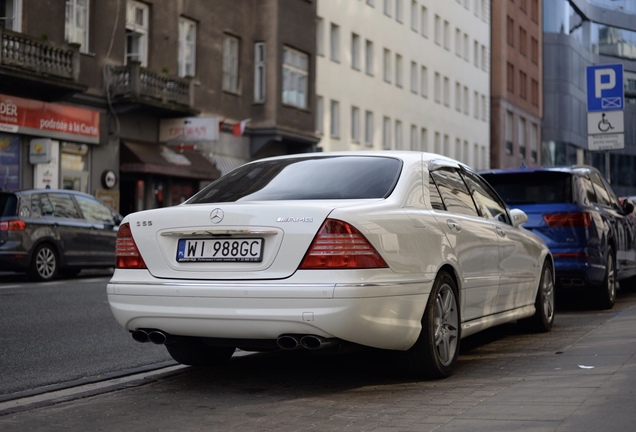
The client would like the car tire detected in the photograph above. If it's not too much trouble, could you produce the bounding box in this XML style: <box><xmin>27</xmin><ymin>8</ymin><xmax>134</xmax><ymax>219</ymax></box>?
<box><xmin>166</xmin><ymin>340</ymin><xmax>235</xmax><ymax>366</ymax></box>
<box><xmin>400</xmin><ymin>271</ymin><xmax>460</xmax><ymax>379</ymax></box>
<box><xmin>518</xmin><ymin>260</ymin><xmax>555</xmax><ymax>332</ymax></box>
<box><xmin>595</xmin><ymin>246</ymin><xmax>616</xmax><ymax>310</ymax></box>
<box><xmin>29</xmin><ymin>244</ymin><xmax>59</xmax><ymax>282</ymax></box>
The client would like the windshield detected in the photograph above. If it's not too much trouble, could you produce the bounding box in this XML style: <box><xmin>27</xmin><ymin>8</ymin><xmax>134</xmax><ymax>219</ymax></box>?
<box><xmin>481</xmin><ymin>172</ymin><xmax>573</xmax><ymax>205</ymax></box>
<box><xmin>188</xmin><ymin>156</ymin><xmax>403</xmax><ymax>203</ymax></box>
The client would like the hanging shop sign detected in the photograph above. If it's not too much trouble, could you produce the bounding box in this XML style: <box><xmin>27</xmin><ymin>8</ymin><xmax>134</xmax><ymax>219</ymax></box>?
<box><xmin>0</xmin><ymin>94</ymin><xmax>100</xmax><ymax>144</ymax></box>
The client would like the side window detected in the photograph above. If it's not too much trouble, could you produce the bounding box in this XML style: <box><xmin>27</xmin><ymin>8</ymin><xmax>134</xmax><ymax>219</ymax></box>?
<box><xmin>428</xmin><ymin>174</ymin><xmax>445</xmax><ymax>210</ymax></box>
<box><xmin>578</xmin><ymin>175</ymin><xmax>597</xmax><ymax>206</ymax></box>
<box><xmin>589</xmin><ymin>172</ymin><xmax>611</xmax><ymax>207</ymax></box>
<box><xmin>462</xmin><ymin>170</ymin><xmax>511</xmax><ymax>224</ymax></box>
<box><xmin>48</xmin><ymin>193</ymin><xmax>81</xmax><ymax>219</ymax></box>
<box><xmin>75</xmin><ymin>195</ymin><xmax>116</xmax><ymax>222</ymax></box>
<box><xmin>36</xmin><ymin>194</ymin><xmax>54</xmax><ymax>216</ymax></box>
<box><xmin>430</xmin><ymin>168</ymin><xmax>479</xmax><ymax>216</ymax></box>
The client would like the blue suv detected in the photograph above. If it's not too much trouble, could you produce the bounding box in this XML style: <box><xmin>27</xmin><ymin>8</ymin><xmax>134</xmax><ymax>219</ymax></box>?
<box><xmin>480</xmin><ymin>166</ymin><xmax>636</xmax><ymax>309</ymax></box>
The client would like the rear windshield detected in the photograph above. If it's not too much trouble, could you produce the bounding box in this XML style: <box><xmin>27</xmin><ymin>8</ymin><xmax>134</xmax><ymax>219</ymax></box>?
<box><xmin>188</xmin><ymin>156</ymin><xmax>402</xmax><ymax>203</ymax></box>
<box><xmin>0</xmin><ymin>193</ymin><xmax>18</xmax><ymax>217</ymax></box>
<box><xmin>481</xmin><ymin>172</ymin><xmax>573</xmax><ymax>205</ymax></box>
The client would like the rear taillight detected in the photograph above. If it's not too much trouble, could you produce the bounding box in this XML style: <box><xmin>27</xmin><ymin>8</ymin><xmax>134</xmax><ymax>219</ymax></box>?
<box><xmin>543</xmin><ymin>212</ymin><xmax>592</xmax><ymax>227</ymax></box>
<box><xmin>299</xmin><ymin>219</ymin><xmax>388</xmax><ymax>269</ymax></box>
<box><xmin>115</xmin><ymin>223</ymin><xmax>147</xmax><ymax>269</ymax></box>
<box><xmin>0</xmin><ymin>220</ymin><xmax>26</xmax><ymax>231</ymax></box>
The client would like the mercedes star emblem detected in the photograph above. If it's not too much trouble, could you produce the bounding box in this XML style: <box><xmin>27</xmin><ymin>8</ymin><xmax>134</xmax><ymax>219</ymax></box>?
<box><xmin>210</xmin><ymin>208</ymin><xmax>224</xmax><ymax>224</ymax></box>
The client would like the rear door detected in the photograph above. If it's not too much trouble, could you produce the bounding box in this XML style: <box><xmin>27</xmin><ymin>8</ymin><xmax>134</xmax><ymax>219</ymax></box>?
<box><xmin>74</xmin><ymin>194</ymin><xmax>120</xmax><ymax>266</ymax></box>
<box><xmin>429</xmin><ymin>167</ymin><xmax>500</xmax><ymax>321</ymax></box>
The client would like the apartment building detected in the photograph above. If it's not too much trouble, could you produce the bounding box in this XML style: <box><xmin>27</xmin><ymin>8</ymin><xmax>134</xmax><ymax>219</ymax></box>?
<box><xmin>0</xmin><ymin>0</ymin><xmax>318</xmax><ymax>215</ymax></box>
<box><xmin>543</xmin><ymin>0</ymin><xmax>636</xmax><ymax>195</ymax></box>
<box><xmin>316</xmin><ymin>0</ymin><xmax>491</xmax><ymax>170</ymax></box>
<box><xmin>490</xmin><ymin>0</ymin><xmax>543</xmax><ymax>168</ymax></box>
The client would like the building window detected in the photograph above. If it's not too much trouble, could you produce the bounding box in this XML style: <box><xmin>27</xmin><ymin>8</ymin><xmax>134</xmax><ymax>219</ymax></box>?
<box><xmin>330</xmin><ymin>23</ymin><xmax>340</xmax><ymax>62</ymax></box>
<box><xmin>410</xmin><ymin>0</ymin><xmax>418</xmax><ymax>31</ymax></box>
<box><xmin>519</xmin><ymin>27</ymin><xmax>527</xmax><ymax>56</ymax></box>
<box><xmin>531</xmin><ymin>37</ymin><xmax>538</xmax><ymax>64</ymax></box>
<box><xmin>531</xmin><ymin>78</ymin><xmax>539</xmax><ymax>106</ymax></box>
<box><xmin>505</xmin><ymin>110</ymin><xmax>513</xmax><ymax>155</ymax></box>
<box><xmin>531</xmin><ymin>0</ymin><xmax>539</xmax><ymax>22</ymax></box>
<box><xmin>434</xmin><ymin>14</ymin><xmax>441</xmax><ymax>45</ymax></box>
<box><xmin>455</xmin><ymin>81</ymin><xmax>461</xmax><ymax>112</ymax></box>
<box><xmin>330</xmin><ymin>100</ymin><xmax>340</xmax><ymax>138</ymax></box>
<box><xmin>0</xmin><ymin>0</ymin><xmax>22</xmax><ymax>31</ymax></box>
<box><xmin>420</xmin><ymin>66</ymin><xmax>428</xmax><ymax>98</ymax></box>
<box><xmin>351</xmin><ymin>33</ymin><xmax>361</xmax><ymax>70</ymax></box>
<box><xmin>383</xmin><ymin>117</ymin><xmax>391</xmax><ymax>149</ymax></box>
<box><xmin>474</xmin><ymin>40</ymin><xmax>479</xmax><ymax>68</ymax></box>
<box><xmin>474</xmin><ymin>90</ymin><xmax>479</xmax><ymax>119</ymax></box>
<box><xmin>316</xmin><ymin>17</ymin><xmax>324</xmax><ymax>56</ymax></box>
<box><xmin>443</xmin><ymin>76</ymin><xmax>450</xmax><ymax>107</ymax></box>
<box><xmin>455</xmin><ymin>28</ymin><xmax>461</xmax><ymax>57</ymax></box>
<box><xmin>65</xmin><ymin>0</ymin><xmax>89</xmax><ymax>52</ymax></box>
<box><xmin>434</xmin><ymin>72</ymin><xmax>441</xmax><ymax>103</ymax></box>
<box><xmin>443</xmin><ymin>20</ymin><xmax>450</xmax><ymax>50</ymax></box>
<box><xmin>222</xmin><ymin>34</ymin><xmax>240</xmax><ymax>93</ymax></box>
<box><xmin>365</xmin><ymin>39</ymin><xmax>374</xmax><ymax>76</ymax></box>
<box><xmin>395</xmin><ymin>53</ymin><xmax>403</xmax><ymax>88</ymax></box>
<box><xmin>365</xmin><ymin>111</ymin><xmax>374</xmax><ymax>147</ymax></box>
<box><xmin>507</xmin><ymin>62</ymin><xmax>514</xmax><ymax>93</ymax></box>
<box><xmin>383</xmin><ymin>48</ymin><xmax>391</xmax><ymax>83</ymax></box>
<box><xmin>178</xmin><ymin>17</ymin><xmax>196</xmax><ymax>77</ymax></box>
<box><xmin>395</xmin><ymin>120</ymin><xmax>403</xmax><ymax>150</ymax></box>
<box><xmin>420</xmin><ymin>6</ymin><xmax>428</xmax><ymax>38</ymax></box>
<box><xmin>125</xmin><ymin>0</ymin><xmax>149</xmax><ymax>66</ymax></box>
<box><xmin>315</xmin><ymin>96</ymin><xmax>324</xmax><ymax>135</ymax></box>
<box><xmin>282</xmin><ymin>46</ymin><xmax>308</xmax><ymax>108</ymax></box>
<box><xmin>434</xmin><ymin>132</ymin><xmax>441</xmax><ymax>154</ymax></box>
<box><xmin>520</xmin><ymin>71</ymin><xmax>527</xmax><ymax>99</ymax></box>
<box><xmin>410</xmin><ymin>61</ymin><xmax>418</xmax><ymax>93</ymax></box>
<box><xmin>463</xmin><ymin>33</ymin><xmax>469</xmax><ymax>60</ymax></box>
<box><xmin>506</xmin><ymin>16</ymin><xmax>514</xmax><ymax>47</ymax></box>
<box><xmin>384</xmin><ymin>0</ymin><xmax>392</xmax><ymax>17</ymax></box>
<box><xmin>530</xmin><ymin>123</ymin><xmax>538</xmax><ymax>163</ymax></box>
<box><xmin>420</xmin><ymin>128</ymin><xmax>428</xmax><ymax>152</ymax></box>
<box><xmin>481</xmin><ymin>45</ymin><xmax>487</xmax><ymax>71</ymax></box>
<box><xmin>395</xmin><ymin>0</ymin><xmax>403</xmax><ymax>22</ymax></box>
<box><xmin>519</xmin><ymin>118</ymin><xmax>526</xmax><ymax>160</ymax></box>
<box><xmin>463</xmin><ymin>85</ymin><xmax>469</xmax><ymax>115</ymax></box>
<box><xmin>351</xmin><ymin>106</ymin><xmax>360</xmax><ymax>143</ymax></box>
<box><xmin>254</xmin><ymin>42</ymin><xmax>266</xmax><ymax>103</ymax></box>
<box><xmin>410</xmin><ymin>124</ymin><xmax>417</xmax><ymax>150</ymax></box>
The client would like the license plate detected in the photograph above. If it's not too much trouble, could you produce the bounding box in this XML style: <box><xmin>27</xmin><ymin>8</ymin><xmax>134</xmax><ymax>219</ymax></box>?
<box><xmin>176</xmin><ymin>238</ymin><xmax>263</xmax><ymax>262</ymax></box>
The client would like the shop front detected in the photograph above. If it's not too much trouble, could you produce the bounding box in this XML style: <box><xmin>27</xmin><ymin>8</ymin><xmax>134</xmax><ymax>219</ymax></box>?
<box><xmin>0</xmin><ymin>93</ymin><xmax>100</xmax><ymax>194</ymax></box>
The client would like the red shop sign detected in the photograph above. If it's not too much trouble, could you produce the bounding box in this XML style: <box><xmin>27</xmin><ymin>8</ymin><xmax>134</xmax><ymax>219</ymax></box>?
<box><xmin>0</xmin><ymin>93</ymin><xmax>100</xmax><ymax>144</ymax></box>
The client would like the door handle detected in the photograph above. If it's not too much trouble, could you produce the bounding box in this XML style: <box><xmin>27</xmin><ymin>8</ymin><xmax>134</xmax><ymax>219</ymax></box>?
<box><xmin>496</xmin><ymin>227</ymin><xmax>506</xmax><ymax>237</ymax></box>
<box><xmin>447</xmin><ymin>220</ymin><xmax>461</xmax><ymax>232</ymax></box>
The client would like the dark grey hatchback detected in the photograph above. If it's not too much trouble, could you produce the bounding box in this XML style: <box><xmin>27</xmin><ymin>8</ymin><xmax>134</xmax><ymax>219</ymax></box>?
<box><xmin>0</xmin><ymin>189</ymin><xmax>122</xmax><ymax>281</ymax></box>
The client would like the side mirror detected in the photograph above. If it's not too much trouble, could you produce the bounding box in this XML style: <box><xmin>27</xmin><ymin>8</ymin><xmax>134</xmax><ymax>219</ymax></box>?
<box><xmin>509</xmin><ymin>208</ymin><xmax>528</xmax><ymax>228</ymax></box>
<box><xmin>622</xmin><ymin>199</ymin><xmax>634</xmax><ymax>216</ymax></box>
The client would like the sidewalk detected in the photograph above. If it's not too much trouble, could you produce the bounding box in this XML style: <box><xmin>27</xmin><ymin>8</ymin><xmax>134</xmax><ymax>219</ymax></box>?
<box><xmin>0</xmin><ymin>304</ymin><xmax>634</xmax><ymax>431</ymax></box>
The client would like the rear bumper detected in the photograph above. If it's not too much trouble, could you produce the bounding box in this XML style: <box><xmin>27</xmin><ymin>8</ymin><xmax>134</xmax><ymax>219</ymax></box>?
<box><xmin>553</xmin><ymin>258</ymin><xmax>606</xmax><ymax>289</ymax></box>
<box><xmin>107</xmin><ymin>270</ymin><xmax>433</xmax><ymax>351</ymax></box>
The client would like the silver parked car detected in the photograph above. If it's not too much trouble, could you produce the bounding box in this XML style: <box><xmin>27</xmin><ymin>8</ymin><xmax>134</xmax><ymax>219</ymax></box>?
<box><xmin>0</xmin><ymin>189</ymin><xmax>122</xmax><ymax>281</ymax></box>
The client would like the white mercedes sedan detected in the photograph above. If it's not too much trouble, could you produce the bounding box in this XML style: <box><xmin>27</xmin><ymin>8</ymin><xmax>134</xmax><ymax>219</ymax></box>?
<box><xmin>107</xmin><ymin>151</ymin><xmax>554</xmax><ymax>379</ymax></box>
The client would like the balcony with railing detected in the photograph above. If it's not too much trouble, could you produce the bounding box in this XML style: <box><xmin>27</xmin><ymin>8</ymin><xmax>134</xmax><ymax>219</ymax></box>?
<box><xmin>105</xmin><ymin>62</ymin><xmax>197</xmax><ymax>116</ymax></box>
<box><xmin>0</xmin><ymin>26</ymin><xmax>86</xmax><ymax>99</ymax></box>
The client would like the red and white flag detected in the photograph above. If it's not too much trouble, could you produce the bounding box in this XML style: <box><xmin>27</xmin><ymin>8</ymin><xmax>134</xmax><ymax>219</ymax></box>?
<box><xmin>232</xmin><ymin>118</ymin><xmax>251</xmax><ymax>137</ymax></box>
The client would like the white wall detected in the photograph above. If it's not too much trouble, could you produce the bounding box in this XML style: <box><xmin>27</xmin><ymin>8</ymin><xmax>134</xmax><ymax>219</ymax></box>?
<box><xmin>316</xmin><ymin>0</ymin><xmax>491</xmax><ymax>170</ymax></box>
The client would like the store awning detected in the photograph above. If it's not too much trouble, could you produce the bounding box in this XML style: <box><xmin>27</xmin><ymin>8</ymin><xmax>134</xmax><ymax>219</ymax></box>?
<box><xmin>120</xmin><ymin>141</ymin><xmax>221</xmax><ymax>180</ymax></box>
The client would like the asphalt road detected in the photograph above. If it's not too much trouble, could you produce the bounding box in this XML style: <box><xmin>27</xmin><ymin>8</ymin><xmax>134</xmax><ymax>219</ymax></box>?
<box><xmin>0</xmin><ymin>271</ymin><xmax>174</xmax><ymax>398</ymax></box>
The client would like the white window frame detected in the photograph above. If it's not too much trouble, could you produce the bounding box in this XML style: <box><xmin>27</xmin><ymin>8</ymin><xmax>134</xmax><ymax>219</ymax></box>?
<box><xmin>254</xmin><ymin>42</ymin><xmax>266</xmax><ymax>103</ymax></box>
<box><xmin>382</xmin><ymin>116</ymin><xmax>391</xmax><ymax>150</ymax></box>
<box><xmin>395</xmin><ymin>0</ymin><xmax>403</xmax><ymax>22</ymax></box>
<box><xmin>125</xmin><ymin>0</ymin><xmax>149</xmax><ymax>66</ymax></box>
<box><xmin>365</xmin><ymin>40</ymin><xmax>374</xmax><ymax>76</ymax></box>
<box><xmin>410</xmin><ymin>61</ymin><xmax>418</xmax><ymax>94</ymax></box>
<box><xmin>316</xmin><ymin>17</ymin><xmax>325</xmax><ymax>56</ymax></box>
<box><xmin>383</xmin><ymin>48</ymin><xmax>391</xmax><ymax>83</ymax></box>
<box><xmin>65</xmin><ymin>0</ymin><xmax>89</xmax><ymax>52</ymax></box>
<box><xmin>178</xmin><ymin>17</ymin><xmax>196</xmax><ymax>78</ymax></box>
<box><xmin>330</xmin><ymin>23</ymin><xmax>340</xmax><ymax>62</ymax></box>
<box><xmin>316</xmin><ymin>96</ymin><xmax>324</xmax><ymax>135</ymax></box>
<box><xmin>410</xmin><ymin>0</ymin><xmax>418</xmax><ymax>31</ymax></box>
<box><xmin>222</xmin><ymin>34</ymin><xmax>240</xmax><ymax>93</ymax></box>
<box><xmin>395</xmin><ymin>120</ymin><xmax>403</xmax><ymax>150</ymax></box>
<box><xmin>420</xmin><ymin>66</ymin><xmax>428</xmax><ymax>98</ymax></box>
<box><xmin>282</xmin><ymin>46</ymin><xmax>308</xmax><ymax>109</ymax></box>
<box><xmin>420</xmin><ymin>6</ymin><xmax>428</xmax><ymax>38</ymax></box>
<box><xmin>395</xmin><ymin>53</ymin><xmax>403</xmax><ymax>88</ymax></box>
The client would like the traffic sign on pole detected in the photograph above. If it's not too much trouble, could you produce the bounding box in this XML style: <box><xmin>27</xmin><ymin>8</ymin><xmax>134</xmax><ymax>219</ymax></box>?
<box><xmin>586</xmin><ymin>64</ymin><xmax>624</xmax><ymax>112</ymax></box>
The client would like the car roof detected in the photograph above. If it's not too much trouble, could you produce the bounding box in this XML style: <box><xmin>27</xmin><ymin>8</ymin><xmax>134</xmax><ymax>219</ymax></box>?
<box><xmin>479</xmin><ymin>165</ymin><xmax>601</xmax><ymax>176</ymax></box>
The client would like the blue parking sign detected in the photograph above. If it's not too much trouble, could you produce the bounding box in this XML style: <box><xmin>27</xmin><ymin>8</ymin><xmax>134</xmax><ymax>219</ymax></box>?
<box><xmin>586</xmin><ymin>64</ymin><xmax>624</xmax><ymax>112</ymax></box>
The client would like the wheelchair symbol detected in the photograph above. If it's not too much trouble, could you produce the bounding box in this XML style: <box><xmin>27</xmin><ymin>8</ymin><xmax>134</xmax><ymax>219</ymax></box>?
<box><xmin>598</xmin><ymin>113</ymin><xmax>614</xmax><ymax>132</ymax></box>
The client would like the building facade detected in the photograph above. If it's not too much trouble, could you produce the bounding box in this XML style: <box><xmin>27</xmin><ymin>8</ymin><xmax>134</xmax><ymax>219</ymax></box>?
<box><xmin>542</xmin><ymin>0</ymin><xmax>636</xmax><ymax>195</ymax></box>
<box><xmin>316</xmin><ymin>0</ymin><xmax>491</xmax><ymax>170</ymax></box>
<box><xmin>490</xmin><ymin>0</ymin><xmax>543</xmax><ymax>169</ymax></box>
<box><xmin>0</xmin><ymin>0</ymin><xmax>319</xmax><ymax>215</ymax></box>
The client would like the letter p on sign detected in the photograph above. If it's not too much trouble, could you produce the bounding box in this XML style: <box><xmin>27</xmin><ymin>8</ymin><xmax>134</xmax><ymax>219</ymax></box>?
<box><xmin>594</xmin><ymin>69</ymin><xmax>615</xmax><ymax>99</ymax></box>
